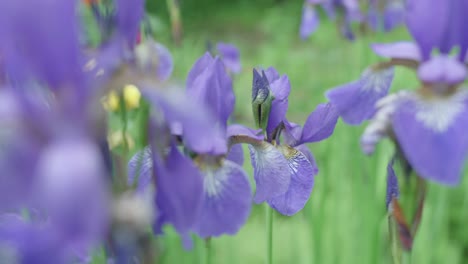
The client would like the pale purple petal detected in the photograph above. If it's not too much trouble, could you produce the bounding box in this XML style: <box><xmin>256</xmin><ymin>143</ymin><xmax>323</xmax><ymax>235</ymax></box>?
<box><xmin>143</xmin><ymin>88</ymin><xmax>227</xmax><ymax>155</ymax></box>
<box><xmin>392</xmin><ymin>91</ymin><xmax>468</xmax><ymax>185</ymax></box>
<box><xmin>417</xmin><ymin>55</ymin><xmax>467</xmax><ymax>85</ymax></box>
<box><xmin>36</xmin><ymin>138</ymin><xmax>109</xmax><ymax>247</ymax></box>
<box><xmin>266</xmin><ymin>75</ymin><xmax>291</xmax><ymax>138</ymax></box>
<box><xmin>300</xmin><ymin>4</ymin><xmax>320</xmax><ymax>40</ymax></box>
<box><xmin>295</xmin><ymin>144</ymin><xmax>316</xmax><ymax>166</ymax></box>
<box><xmin>267</xmin><ymin>146</ymin><xmax>317</xmax><ymax>216</ymax></box>
<box><xmin>371</xmin><ymin>42</ymin><xmax>422</xmax><ymax>61</ymax></box>
<box><xmin>283</xmin><ymin>120</ymin><xmax>302</xmax><ymax>146</ymax></box>
<box><xmin>154</xmin><ymin>143</ymin><xmax>203</xmax><ymax>234</ymax></box>
<box><xmin>326</xmin><ymin>67</ymin><xmax>394</xmax><ymax>125</ymax></box>
<box><xmin>128</xmin><ymin>147</ymin><xmax>153</xmax><ymax>192</ymax></box>
<box><xmin>217</xmin><ymin>43</ymin><xmax>242</xmax><ymax>74</ymax></box>
<box><xmin>226</xmin><ymin>144</ymin><xmax>244</xmax><ymax>166</ymax></box>
<box><xmin>186</xmin><ymin>54</ymin><xmax>234</xmax><ymax>127</ymax></box>
<box><xmin>248</xmin><ymin>142</ymin><xmax>291</xmax><ymax>203</ymax></box>
<box><xmin>194</xmin><ymin>161</ymin><xmax>252</xmax><ymax>237</ymax></box>
<box><xmin>264</xmin><ymin>67</ymin><xmax>280</xmax><ymax>83</ymax></box>
<box><xmin>298</xmin><ymin>103</ymin><xmax>338</xmax><ymax>145</ymax></box>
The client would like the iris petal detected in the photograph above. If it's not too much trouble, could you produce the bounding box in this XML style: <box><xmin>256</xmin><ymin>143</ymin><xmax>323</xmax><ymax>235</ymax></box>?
<box><xmin>326</xmin><ymin>67</ymin><xmax>394</xmax><ymax>125</ymax></box>
<box><xmin>194</xmin><ymin>160</ymin><xmax>252</xmax><ymax>237</ymax></box>
<box><xmin>128</xmin><ymin>147</ymin><xmax>153</xmax><ymax>192</ymax></box>
<box><xmin>267</xmin><ymin>145</ymin><xmax>317</xmax><ymax>216</ymax></box>
<box><xmin>392</xmin><ymin>90</ymin><xmax>468</xmax><ymax>185</ymax></box>
<box><xmin>248</xmin><ymin>142</ymin><xmax>291</xmax><ymax>203</ymax></box>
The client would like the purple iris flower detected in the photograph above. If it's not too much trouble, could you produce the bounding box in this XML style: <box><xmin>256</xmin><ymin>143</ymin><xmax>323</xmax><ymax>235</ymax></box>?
<box><xmin>128</xmin><ymin>53</ymin><xmax>256</xmax><ymax>239</ymax></box>
<box><xmin>336</xmin><ymin>0</ymin><xmax>468</xmax><ymax>185</ymax></box>
<box><xmin>249</xmin><ymin>68</ymin><xmax>338</xmax><ymax>215</ymax></box>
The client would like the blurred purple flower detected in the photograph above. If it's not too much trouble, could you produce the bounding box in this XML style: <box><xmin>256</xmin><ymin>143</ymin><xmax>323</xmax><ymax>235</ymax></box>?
<box><xmin>216</xmin><ymin>43</ymin><xmax>242</xmax><ymax>74</ymax></box>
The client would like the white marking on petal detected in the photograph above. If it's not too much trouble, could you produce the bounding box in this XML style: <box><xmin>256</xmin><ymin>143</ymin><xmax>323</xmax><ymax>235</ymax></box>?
<box><xmin>414</xmin><ymin>90</ymin><xmax>468</xmax><ymax>133</ymax></box>
<box><xmin>203</xmin><ymin>165</ymin><xmax>228</xmax><ymax>197</ymax></box>
<box><xmin>361</xmin><ymin>67</ymin><xmax>394</xmax><ymax>92</ymax></box>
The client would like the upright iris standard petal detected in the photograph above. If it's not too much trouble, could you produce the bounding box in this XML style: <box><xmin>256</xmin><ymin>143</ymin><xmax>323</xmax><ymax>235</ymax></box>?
<box><xmin>143</xmin><ymin>89</ymin><xmax>227</xmax><ymax>155</ymax></box>
<box><xmin>216</xmin><ymin>43</ymin><xmax>242</xmax><ymax>74</ymax></box>
<box><xmin>194</xmin><ymin>160</ymin><xmax>252</xmax><ymax>238</ymax></box>
<box><xmin>186</xmin><ymin>54</ymin><xmax>234</xmax><ymax>127</ymax></box>
<box><xmin>326</xmin><ymin>67</ymin><xmax>394</xmax><ymax>125</ymax></box>
<box><xmin>248</xmin><ymin>142</ymin><xmax>291</xmax><ymax>203</ymax></box>
<box><xmin>115</xmin><ymin>0</ymin><xmax>145</xmax><ymax>47</ymax></box>
<box><xmin>266</xmin><ymin>74</ymin><xmax>291</xmax><ymax>139</ymax></box>
<box><xmin>128</xmin><ymin>147</ymin><xmax>153</xmax><ymax>192</ymax></box>
<box><xmin>227</xmin><ymin>124</ymin><xmax>264</xmax><ymax>141</ymax></box>
<box><xmin>300</xmin><ymin>3</ymin><xmax>320</xmax><ymax>40</ymax></box>
<box><xmin>386</xmin><ymin>160</ymin><xmax>399</xmax><ymax>210</ymax></box>
<box><xmin>371</xmin><ymin>42</ymin><xmax>421</xmax><ymax>61</ymax></box>
<box><xmin>154</xmin><ymin>143</ymin><xmax>203</xmax><ymax>235</ymax></box>
<box><xmin>392</xmin><ymin>90</ymin><xmax>468</xmax><ymax>185</ymax></box>
<box><xmin>417</xmin><ymin>55</ymin><xmax>467</xmax><ymax>85</ymax></box>
<box><xmin>298</xmin><ymin>103</ymin><xmax>338</xmax><ymax>145</ymax></box>
<box><xmin>0</xmin><ymin>0</ymin><xmax>83</xmax><ymax>89</ymax></box>
<box><xmin>267</xmin><ymin>145</ymin><xmax>317</xmax><ymax>216</ymax></box>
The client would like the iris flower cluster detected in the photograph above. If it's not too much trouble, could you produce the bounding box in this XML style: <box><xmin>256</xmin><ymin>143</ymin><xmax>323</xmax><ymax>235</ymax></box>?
<box><xmin>325</xmin><ymin>0</ymin><xmax>468</xmax><ymax>250</ymax></box>
<box><xmin>300</xmin><ymin>0</ymin><xmax>405</xmax><ymax>41</ymax></box>
<box><xmin>0</xmin><ymin>0</ymin><xmax>337</xmax><ymax>262</ymax></box>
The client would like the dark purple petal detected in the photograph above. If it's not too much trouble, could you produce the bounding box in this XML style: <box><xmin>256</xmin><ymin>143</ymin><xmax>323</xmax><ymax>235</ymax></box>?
<box><xmin>226</xmin><ymin>144</ymin><xmax>244</xmax><ymax>166</ymax></box>
<box><xmin>154</xmin><ymin>143</ymin><xmax>203</xmax><ymax>235</ymax></box>
<box><xmin>267</xmin><ymin>146</ymin><xmax>317</xmax><ymax>216</ymax></box>
<box><xmin>367</xmin><ymin>7</ymin><xmax>380</xmax><ymax>31</ymax></box>
<box><xmin>252</xmin><ymin>68</ymin><xmax>271</xmax><ymax>104</ymax></box>
<box><xmin>417</xmin><ymin>55</ymin><xmax>467</xmax><ymax>85</ymax></box>
<box><xmin>300</xmin><ymin>4</ymin><xmax>320</xmax><ymax>40</ymax></box>
<box><xmin>227</xmin><ymin>124</ymin><xmax>264</xmax><ymax>141</ymax></box>
<box><xmin>186</xmin><ymin>54</ymin><xmax>234</xmax><ymax>127</ymax></box>
<box><xmin>371</xmin><ymin>42</ymin><xmax>421</xmax><ymax>61</ymax></box>
<box><xmin>392</xmin><ymin>90</ymin><xmax>468</xmax><ymax>185</ymax></box>
<box><xmin>135</xmin><ymin>40</ymin><xmax>174</xmax><ymax>81</ymax></box>
<box><xmin>298</xmin><ymin>103</ymin><xmax>338</xmax><ymax>145</ymax></box>
<box><xmin>326</xmin><ymin>67</ymin><xmax>394</xmax><ymax>125</ymax></box>
<box><xmin>386</xmin><ymin>159</ymin><xmax>399</xmax><ymax>210</ymax></box>
<box><xmin>143</xmin><ymin>88</ymin><xmax>227</xmax><ymax>155</ymax></box>
<box><xmin>128</xmin><ymin>147</ymin><xmax>153</xmax><ymax>192</ymax></box>
<box><xmin>115</xmin><ymin>0</ymin><xmax>145</xmax><ymax>48</ymax></box>
<box><xmin>266</xmin><ymin>75</ymin><xmax>291</xmax><ymax>138</ymax></box>
<box><xmin>248</xmin><ymin>142</ymin><xmax>291</xmax><ymax>203</ymax></box>
<box><xmin>216</xmin><ymin>43</ymin><xmax>242</xmax><ymax>74</ymax></box>
<box><xmin>194</xmin><ymin>161</ymin><xmax>252</xmax><ymax>237</ymax></box>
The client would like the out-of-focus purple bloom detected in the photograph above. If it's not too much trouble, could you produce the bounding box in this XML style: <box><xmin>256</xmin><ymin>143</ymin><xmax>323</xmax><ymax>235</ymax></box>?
<box><xmin>115</xmin><ymin>0</ymin><xmax>145</xmax><ymax>48</ymax></box>
<box><xmin>300</xmin><ymin>3</ymin><xmax>320</xmax><ymax>40</ymax></box>
<box><xmin>383</xmin><ymin>1</ymin><xmax>405</xmax><ymax>32</ymax></box>
<box><xmin>371</xmin><ymin>42</ymin><xmax>422</xmax><ymax>61</ymax></box>
<box><xmin>326</xmin><ymin>67</ymin><xmax>394</xmax><ymax>125</ymax></box>
<box><xmin>216</xmin><ymin>43</ymin><xmax>242</xmax><ymax>74</ymax></box>
<box><xmin>417</xmin><ymin>55</ymin><xmax>467</xmax><ymax>85</ymax></box>
<box><xmin>135</xmin><ymin>39</ymin><xmax>174</xmax><ymax>81</ymax></box>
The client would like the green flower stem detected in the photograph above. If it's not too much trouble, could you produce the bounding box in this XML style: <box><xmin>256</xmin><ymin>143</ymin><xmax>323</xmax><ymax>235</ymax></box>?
<box><xmin>266</xmin><ymin>205</ymin><xmax>274</xmax><ymax>264</ymax></box>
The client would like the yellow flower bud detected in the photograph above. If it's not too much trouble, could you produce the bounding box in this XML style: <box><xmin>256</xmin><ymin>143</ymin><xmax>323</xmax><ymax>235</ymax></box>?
<box><xmin>123</xmin><ymin>84</ymin><xmax>141</xmax><ymax>110</ymax></box>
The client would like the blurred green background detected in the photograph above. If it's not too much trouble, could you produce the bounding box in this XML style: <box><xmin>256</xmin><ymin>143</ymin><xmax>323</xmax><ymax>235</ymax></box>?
<box><xmin>110</xmin><ymin>0</ymin><xmax>468</xmax><ymax>263</ymax></box>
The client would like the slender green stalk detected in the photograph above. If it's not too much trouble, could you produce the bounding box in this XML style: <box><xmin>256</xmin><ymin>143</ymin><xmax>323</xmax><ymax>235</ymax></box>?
<box><xmin>205</xmin><ymin>238</ymin><xmax>212</xmax><ymax>264</ymax></box>
<box><xmin>266</xmin><ymin>205</ymin><xmax>274</xmax><ymax>264</ymax></box>
<box><xmin>389</xmin><ymin>216</ymin><xmax>401</xmax><ymax>264</ymax></box>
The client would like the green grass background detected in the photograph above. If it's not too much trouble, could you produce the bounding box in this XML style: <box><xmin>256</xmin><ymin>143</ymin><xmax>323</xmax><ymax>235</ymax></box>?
<box><xmin>110</xmin><ymin>1</ymin><xmax>468</xmax><ymax>263</ymax></box>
